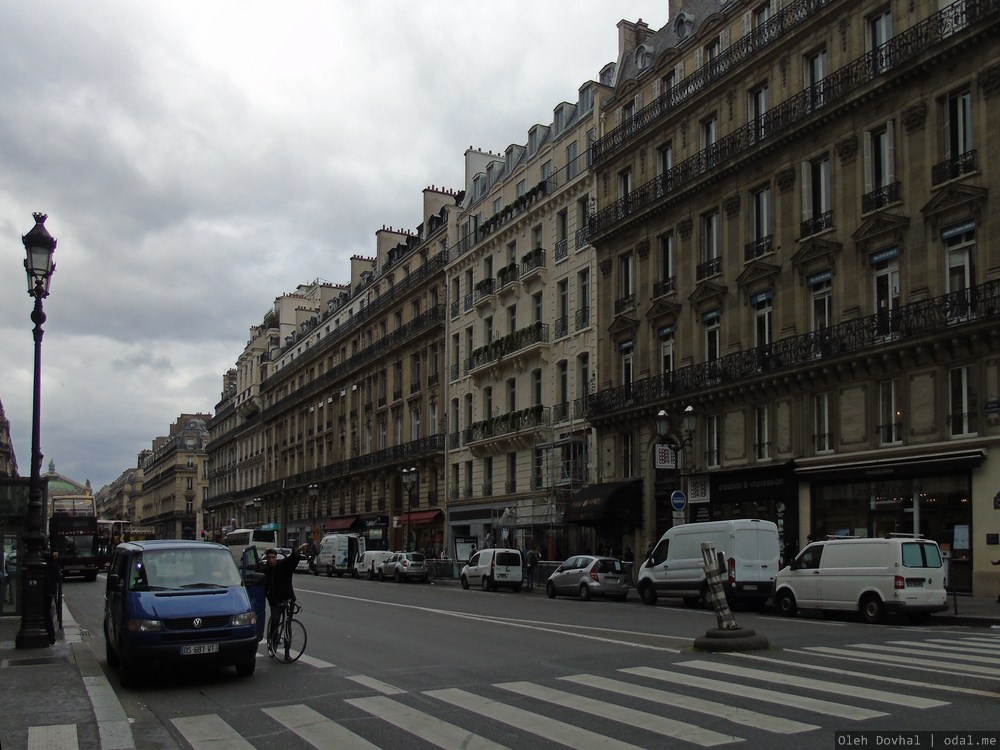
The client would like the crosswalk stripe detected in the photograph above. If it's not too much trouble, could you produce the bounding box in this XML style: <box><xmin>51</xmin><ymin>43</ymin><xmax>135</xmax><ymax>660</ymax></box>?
<box><xmin>899</xmin><ymin>640</ymin><xmax>1000</xmax><ymax>657</ymax></box>
<box><xmin>170</xmin><ymin>714</ymin><xmax>254</xmax><ymax>750</ymax></box>
<box><xmin>263</xmin><ymin>704</ymin><xmax>380</xmax><ymax>749</ymax></box>
<box><xmin>27</xmin><ymin>724</ymin><xmax>78</xmax><ymax>750</ymax></box>
<box><xmin>348</xmin><ymin>695</ymin><xmax>511</xmax><ymax>750</ymax></box>
<box><xmin>803</xmin><ymin>646</ymin><xmax>1000</xmax><ymax>677</ymax></box>
<box><xmin>295</xmin><ymin>653</ymin><xmax>336</xmax><ymax>669</ymax></box>
<box><xmin>495</xmin><ymin>680</ymin><xmax>739</xmax><ymax>746</ymax></box>
<box><xmin>877</xmin><ymin>642</ymin><xmax>1000</xmax><ymax>664</ymax></box>
<box><xmin>426</xmin><ymin>687</ymin><xmax>653</xmax><ymax>750</ymax></box>
<box><xmin>621</xmin><ymin>666</ymin><xmax>885</xmax><ymax>721</ymax></box>
<box><xmin>679</xmin><ymin>659</ymin><xmax>947</xmax><ymax>709</ymax></box>
<box><xmin>346</xmin><ymin>675</ymin><xmax>407</xmax><ymax>694</ymax></box>
<box><xmin>559</xmin><ymin>673</ymin><xmax>817</xmax><ymax>734</ymax></box>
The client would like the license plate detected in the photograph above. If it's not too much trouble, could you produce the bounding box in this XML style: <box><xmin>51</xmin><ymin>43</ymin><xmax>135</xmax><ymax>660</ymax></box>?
<box><xmin>181</xmin><ymin>643</ymin><xmax>219</xmax><ymax>655</ymax></box>
<box><xmin>605</xmin><ymin>578</ymin><xmax>620</xmax><ymax>584</ymax></box>
<box><xmin>906</xmin><ymin>579</ymin><xmax>924</xmax><ymax>588</ymax></box>
<box><xmin>743</xmin><ymin>585</ymin><xmax>758</xmax><ymax>591</ymax></box>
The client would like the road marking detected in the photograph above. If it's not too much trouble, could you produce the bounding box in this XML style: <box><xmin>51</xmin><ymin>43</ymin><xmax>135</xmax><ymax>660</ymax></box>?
<box><xmin>559</xmin><ymin>673</ymin><xmax>817</xmax><ymax>734</ymax></box>
<box><xmin>170</xmin><ymin>714</ymin><xmax>254</xmax><ymax>750</ymax></box>
<box><xmin>27</xmin><ymin>724</ymin><xmax>78</xmax><ymax>750</ymax></box>
<box><xmin>621</xmin><ymin>666</ymin><xmax>885</xmax><ymax>720</ymax></box>
<box><xmin>881</xmin><ymin>641</ymin><xmax>1000</xmax><ymax>664</ymax></box>
<box><xmin>679</xmin><ymin>659</ymin><xmax>947</xmax><ymax>708</ymax></box>
<box><xmin>907</xmin><ymin>639</ymin><xmax>1000</xmax><ymax>655</ymax></box>
<box><xmin>425</xmin><ymin>688</ymin><xmax>651</xmax><ymax>750</ymax></box>
<box><xmin>495</xmin><ymin>681</ymin><xmax>739</xmax><ymax>746</ymax></box>
<box><xmin>263</xmin><ymin>704</ymin><xmax>381</xmax><ymax>749</ymax></box>
<box><xmin>804</xmin><ymin>646</ymin><xmax>1000</xmax><ymax>677</ymax></box>
<box><xmin>347</xmin><ymin>675</ymin><xmax>407</xmax><ymax>695</ymax></box>
<box><xmin>348</xmin><ymin>695</ymin><xmax>511</xmax><ymax>750</ymax></box>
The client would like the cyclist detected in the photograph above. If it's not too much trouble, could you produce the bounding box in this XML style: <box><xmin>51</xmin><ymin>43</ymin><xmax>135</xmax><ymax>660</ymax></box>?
<box><xmin>263</xmin><ymin>544</ymin><xmax>308</xmax><ymax>657</ymax></box>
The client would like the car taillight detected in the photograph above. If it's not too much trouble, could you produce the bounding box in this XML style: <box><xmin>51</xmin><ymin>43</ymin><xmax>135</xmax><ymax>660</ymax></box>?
<box><xmin>727</xmin><ymin>557</ymin><xmax>736</xmax><ymax>585</ymax></box>
<box><xmin>894</xmin><ymin>575</ymin><xmax>905</xmax><ymax>589</ymax></box>
<box><xmin>590</xmin><ymin>566</ymin><xmax>600</xmax><ymax>583</ymax></box>
<box><xmin>402</xmin><ymin>559</ymin><xmax>409</xmax><ymax>568</ymax></box>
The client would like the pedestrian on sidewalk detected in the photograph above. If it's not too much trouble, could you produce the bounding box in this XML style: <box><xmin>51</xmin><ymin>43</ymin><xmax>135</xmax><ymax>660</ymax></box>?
<box><xmin>525</xmin><ymin>546</ymin><xmax>538</xmax><ymax>590</ymax></box>
<box><xmin>43</xmin><ymin>549</ymin><xmax>61</xmax><ymax>645</ymax></box>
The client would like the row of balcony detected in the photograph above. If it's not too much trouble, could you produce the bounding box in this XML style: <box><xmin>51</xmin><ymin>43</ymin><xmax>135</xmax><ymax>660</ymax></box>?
<box><xmin>466</xmin><ymin>322</ymin><xmax>550</xmax><ymax>374</ymax></box>
<box><xmin>590</xmin><ymin>0</ymin><xmax>996</xmax><ymax>238</ymax></box>
<box><xmin>587</xmin><ymin>279</ymin><xmax>1000</xmax><ymax>418</ymax></box>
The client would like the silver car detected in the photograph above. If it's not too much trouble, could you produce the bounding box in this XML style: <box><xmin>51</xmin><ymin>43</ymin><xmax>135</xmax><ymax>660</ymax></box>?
<box><xmin>378</xmin><ymin>551</ymin><xmax>429</xmax><ymax>583</ymax></box>
<box><xmin>546</xmin><ymin>555</ymin><xmax>630</xmax><ymax>601</ymax></box>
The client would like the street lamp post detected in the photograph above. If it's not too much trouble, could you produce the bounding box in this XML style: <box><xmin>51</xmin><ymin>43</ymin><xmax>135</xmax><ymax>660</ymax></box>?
<box><xmin>17</xmin><ymin>213</ymin><xmax>57</xmax><ymax>650</ymax></box>
<box><xmin>307</xmin><ymin>484</ymin><xmax>319</xmax><ymax>543</ymax></box>
<box><xmin>401</xmin><ymin>467</ymin><xmax>417</xmax><ymax>552</ymax></box>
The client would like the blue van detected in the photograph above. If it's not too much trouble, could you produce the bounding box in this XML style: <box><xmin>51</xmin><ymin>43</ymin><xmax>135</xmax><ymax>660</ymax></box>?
<box><xmin>103</xmin><ymin>539</ymin><xmax>266</xmax><ymax>687</ymax></box>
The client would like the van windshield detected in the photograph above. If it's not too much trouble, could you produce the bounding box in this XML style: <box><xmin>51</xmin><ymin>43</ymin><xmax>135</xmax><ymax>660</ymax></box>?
<box><xmin>131</xmin><ymin>548</ymin><xmax>241</xmax><ymax>590</ymax></box>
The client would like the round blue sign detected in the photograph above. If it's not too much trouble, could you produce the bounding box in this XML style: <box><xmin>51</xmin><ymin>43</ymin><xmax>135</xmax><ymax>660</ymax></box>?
<box><xmin>670</xmin><ymin>490</ymin><xmax>687</xmax><ymax>511</ymax></box>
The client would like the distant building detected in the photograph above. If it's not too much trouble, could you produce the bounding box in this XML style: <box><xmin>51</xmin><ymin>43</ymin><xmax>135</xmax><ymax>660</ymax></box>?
<box><xmin>0</xmin><ymin>397</ymin><xmax>17</xmax><ymax>478</ymax></box>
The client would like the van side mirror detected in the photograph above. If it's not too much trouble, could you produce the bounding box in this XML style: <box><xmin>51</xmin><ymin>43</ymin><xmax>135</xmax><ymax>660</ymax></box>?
<box><xmin>107</xmin><ymin>573</ymin><xmax>123</xmax><ymax>591</ymax></box>
<box><xmin>788</xmin><ymin>558</ymin><xmax>800</xmax><ymax>571</ymax></box>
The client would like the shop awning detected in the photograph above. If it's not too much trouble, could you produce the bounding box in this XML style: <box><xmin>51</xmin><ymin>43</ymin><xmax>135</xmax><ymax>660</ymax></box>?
<box><xmin>794</xmin><ymin>449</ymin><xmax>985</xmax><ymax>482</ymax></box>
<box><xmin>399</xmin><ymin>509</ymin><xmax>443</xmax><ymax>525</ymax></box>
<box><xmin>564</xmin><ymin>481</ymin><xmax>641</xmax><ymax>525</ymax></box>
<box><xmin>323</xmin><ymin>515</ymin><xmax>359</xmax><ymax>532</ymax></box>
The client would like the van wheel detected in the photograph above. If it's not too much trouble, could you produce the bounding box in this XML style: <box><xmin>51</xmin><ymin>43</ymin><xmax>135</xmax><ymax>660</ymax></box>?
<box><xmin>639</xmin><ymin>582</ymin><xmax>657</xmax><ymax>605</ymax></box>
<box><xmin>105</xmin><ymin>635</ymin><xmax>119</xmax><ymax>669</ymax></box>
<box><xmin>461</xmin><ymin>575</ymin><xmax>469</xmax><ymax>590</ymax></box>
<box><xmin>326</xmin><ymin>566</ymin><xmax>333</xmax><ymax>577</ymax></box>
<box><xmin>579</xmin><ymin>583</ymin><xmax>592</xmax><ymax>601</ymax></box>
<box><xmin>395</xmin><ymin>568</ymin><xmax>403</xmax><ymax>583</ymax></box>
<box><xmin>482</xmin><ymin>575</ymin><xmax>492</xmax><ymax>592</ymax></box>
<box><xmin>378</xmin><ymin>569</ymin><xmax>385</xmax><ymax>582</ymax></box>
<box><xmin>860</xmin><ymin>594</ymin><xmax>885</xmax><ymax>624</ymax></box>
<box><xmin>546</xmin><ymin>581</ymin><xmax>557</xmax><ymax>599</ymax></box>
<box><xmin>235</xmin><ymin>655</ymin><xmax>256</xmax><ymax>677</ymax></box>
<box><xmin>352</xmin><ymin>568</ymin><xmax>359</xmax><ymax>579</ymax></box>
<box><xmin>776</xmin><ymin>590</ymin><xmax>797</xmax><ymax>616</ymax></box>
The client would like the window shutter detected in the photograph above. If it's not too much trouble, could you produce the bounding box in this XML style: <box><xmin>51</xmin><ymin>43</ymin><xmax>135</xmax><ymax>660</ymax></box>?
<box><xmin>653</xmin><ymin>78</ymin><xmax>661</xmax><ymax>98</ymax></box>
<box><xmin>695</xmin><ymin>47</ymin><xmax>704</xmax><ymax>69</ymax></box>
<box><xmin>886</xmin><ymin>120</ymin><xmax>897</xmax><ymax>184</ymax></box>
<box><xmin>863</xmin><ymin>131</ymin><xmax>874</xmax><ymax>195</ymax></box>
<box><xmin>743</xmin><ymin>10</ymin><xmax>752</xmax><ymax>36</ymax></box>
<box><xmin>720</xmin><ymin>28</ymin><xmax>731</xmax><ymax>51</ymax></box>
<box><xmin>801</xmin><ymin>162</ymin><xmax>813</xmax><ymax>221</ymax></box>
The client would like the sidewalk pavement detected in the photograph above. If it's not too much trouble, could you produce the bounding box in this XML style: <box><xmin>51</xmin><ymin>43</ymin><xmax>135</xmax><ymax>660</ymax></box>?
<box><xmin>0</xmin><ymin>594</ymin><xmax>997</xmax><ymax>750</ymax></box>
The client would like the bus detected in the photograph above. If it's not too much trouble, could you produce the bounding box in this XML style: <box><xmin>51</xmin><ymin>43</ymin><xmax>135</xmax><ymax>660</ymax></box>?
<box><xmin>222</xmin><ymin>528</ymin><xmax>278</xmax><ymax>564</ymax></box>
<box><xmin>49</xmin><ymin>495</ymin><xmax>99</xmax><ymax>581</ymax></box>
<box><xmin>96</xmin><ymin>520</ymin><xmax>156</xmax><ymax>568</ymax></box>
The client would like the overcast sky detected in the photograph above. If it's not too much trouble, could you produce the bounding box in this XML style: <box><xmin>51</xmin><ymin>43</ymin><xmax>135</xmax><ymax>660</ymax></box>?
<box><xmin>1</xmin><ymin>1</ymin><xmax>665</xmax><ymax>492</ymax></box>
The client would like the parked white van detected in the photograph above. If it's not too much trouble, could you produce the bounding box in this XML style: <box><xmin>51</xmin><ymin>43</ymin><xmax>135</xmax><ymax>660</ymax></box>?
<box><xmin>460</xmin><ymin>548</ymin><xmax>523</xmax><ymax>592</ymax></box>
<box><xmin>315</xmin><ymin>533</ymin><xmax>365</xmax><ymax>578</ymax></box>
<box><xmin>773</xmin><ymin>535</ymin><xmax>948</xmax><ymax>624</ymax></box>
<box><xmin>636</xmin><ymin>519</ymin><xmax>780</xmax><ymax>609</ymax></box>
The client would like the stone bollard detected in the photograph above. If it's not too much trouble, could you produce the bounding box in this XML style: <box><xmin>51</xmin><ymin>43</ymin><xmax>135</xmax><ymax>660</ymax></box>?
<box><xmin>693</xmin><ymin>542</ymin><xmax>769</xmax><ymax>652</ymax></box>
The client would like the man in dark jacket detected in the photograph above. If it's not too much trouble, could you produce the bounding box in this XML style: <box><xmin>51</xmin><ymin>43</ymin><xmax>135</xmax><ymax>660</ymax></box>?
<box><xmin>43</xmin><ymin>550</ymin><xmax>61</xmax><ymax>645</ymax></box>
<box><xmin>263</xmin><ymin>544</ymin><xmax>308</xmax><ymax>652</ymax></box>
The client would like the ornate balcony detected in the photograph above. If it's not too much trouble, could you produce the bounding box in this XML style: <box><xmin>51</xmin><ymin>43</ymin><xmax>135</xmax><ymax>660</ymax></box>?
<box><xmin>931</xmin><ymin>149</ymin><xmax>977</xmax><ymax>186</ymax></box>
<box><xmin>800</xmin><ymin>211</ymin><xmax>834</xmax><ymax>238</ymax></box>
<box><xmin>466</xmin><ymin>405</ymin><xmax>551</xmax><ymax>456</ymax></box>
<box><xmin>467</xmin><ymin>322</ymin><xmax>550</xmax><ymax>375</ymax></box>
<box><xmin>744</xmin><ymin>236</ymin><xmax>774</xmax><ymax>262</ymax></box>
<box><xmin>862</xmin><ymin>181</ymin><xmax>901</xmax><ymax>213</ymax></box>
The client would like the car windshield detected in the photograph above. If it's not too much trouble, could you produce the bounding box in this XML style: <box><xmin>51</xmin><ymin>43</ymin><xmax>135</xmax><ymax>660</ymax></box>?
<box><xmin>406</xmin><ymin>553</ymin><xmax>425</xmax><ymax>562</ymax></box>
<box><xmin>130</xmin><ymin>548</ymin><xmax>241</xmax><ymax>590</ymax></box>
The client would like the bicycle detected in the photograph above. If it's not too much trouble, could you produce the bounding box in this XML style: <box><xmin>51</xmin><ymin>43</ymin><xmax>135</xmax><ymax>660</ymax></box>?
<box><xmin>267</xmin><ymin>599</ymin><xmax>307</xmax><ymax>663</ymax></box>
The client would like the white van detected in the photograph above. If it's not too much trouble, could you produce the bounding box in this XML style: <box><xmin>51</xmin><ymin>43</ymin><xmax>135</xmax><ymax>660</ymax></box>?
<box><xmin>460</xmin><ymin>548</ymin><xmax>523</xmax><ymax>592</ymax></box>
<box><xmin>315</xmin><ymin>533</ymin><xmax>365</xmax><ymax>578</ymax></box>
<box><xmin>636</xmin><ymin>519</ymin><xmax>780</xmax><ymax>609</ymax></box>
<box><xmin>773</xmin><ymin>535</ymin><xmax>948</xmax><ymax>624</ymax></box>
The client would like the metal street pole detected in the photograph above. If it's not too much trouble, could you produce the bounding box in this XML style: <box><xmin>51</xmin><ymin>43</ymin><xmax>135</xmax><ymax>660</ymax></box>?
<box><xmin>17</xmin><ymin>213</ymin><xmax>56</xmax><ymax>649</ymax></box>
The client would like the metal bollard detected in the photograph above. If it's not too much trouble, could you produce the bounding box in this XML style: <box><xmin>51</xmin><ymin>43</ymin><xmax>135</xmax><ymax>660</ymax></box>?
<box><xmin>701</xmin><ymin>542</ymin><xmax>739</xmax><ymax>630</ymax></box>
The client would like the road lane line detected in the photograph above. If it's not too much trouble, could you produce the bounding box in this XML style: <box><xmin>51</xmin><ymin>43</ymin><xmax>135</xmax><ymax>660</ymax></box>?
<box><xmin>621</xmin><ymin>666</ymin><xmax>885</xmax><ymax>720</ymax></box>
<box><xmin>263</xmin><ymin>704</ymin><xmax>381</xmax><ymax>749</ymax></box>
<box><xmin>804</xmin><ymin>646</ymin><xmax>1000</xmax><ymax>677</ymax></box>
<box><xmin>170</xmin><ymin>714</ymin><xmax>254</xmax><ymax>750</ymax></box>
<box><xmin>678</xmin><ymin>659</ymin><xmax>947</xmax><ymax>708</ymax></box>
<box><xmin>495</xmin><ymin>680</ymin><xmax>739</xmax><ymax>746</ymax></box>
<box><xmin>347</xmin><ymin>695</ymin><xmax>511</xmax><ymax>750</ymax></box>
<box><xmin>559</xmin><ymin>673</ymin><xmax>817</xmax><ymax>734</ymax></box>
<box><xmin>346</xmin><ymin>675</ymin><xmax>407</xmax><ymax>694</ymax></box>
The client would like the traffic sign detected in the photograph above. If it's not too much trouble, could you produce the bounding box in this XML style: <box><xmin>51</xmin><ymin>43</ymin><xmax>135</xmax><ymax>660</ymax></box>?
<box><xmin>670</xmin><ymin>490</ymin><xmax>687</xmax><ymax>511</ymax></box>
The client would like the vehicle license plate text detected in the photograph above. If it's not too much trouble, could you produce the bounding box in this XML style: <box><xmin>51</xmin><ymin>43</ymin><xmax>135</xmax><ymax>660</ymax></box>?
<box><xmin>181</xmin><ymin>643</ymin><xmax>219</xmax><ymax>655</ymax></box>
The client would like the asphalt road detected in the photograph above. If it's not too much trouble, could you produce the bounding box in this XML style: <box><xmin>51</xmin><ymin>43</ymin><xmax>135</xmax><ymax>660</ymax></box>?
<box><xmin>63</xmin><ymin>571</ymin><xmax>1000</xmax><ymax>750</ymax></box>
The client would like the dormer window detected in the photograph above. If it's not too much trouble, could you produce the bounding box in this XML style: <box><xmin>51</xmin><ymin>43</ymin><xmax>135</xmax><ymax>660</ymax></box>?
<box><xmin>635</xmin><ymin>44</ymin><xmax>653</xmax><ymax>71</ymax></box>
<box><xmin>675</xmin><ymin>11</ymin><xmax>693</xmax><ymax>40</ymax></box>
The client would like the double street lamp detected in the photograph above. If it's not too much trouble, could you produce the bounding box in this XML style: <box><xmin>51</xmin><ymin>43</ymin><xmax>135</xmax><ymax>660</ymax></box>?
<box><xmin>17</xmin><ymin>213</ymin><xmax>57</xmax><ymax>650</ymax></box>
<box><xmin>401</xmin><ymin>467</ymin><xmax>417</xmax><ymax>552</ymax></box>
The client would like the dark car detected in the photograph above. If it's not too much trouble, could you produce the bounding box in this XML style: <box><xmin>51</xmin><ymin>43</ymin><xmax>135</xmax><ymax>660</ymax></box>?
<box><xmin>546</xmin><ymin>555</ymin><xmax>630</xmax><ymax>601</ymax></box>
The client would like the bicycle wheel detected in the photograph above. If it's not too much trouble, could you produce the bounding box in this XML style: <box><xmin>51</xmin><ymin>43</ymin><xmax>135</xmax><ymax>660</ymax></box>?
<box><xmin>276</xmin><ymin>618</ymin><xmax>307</xmax><ymax>663</ymax></box>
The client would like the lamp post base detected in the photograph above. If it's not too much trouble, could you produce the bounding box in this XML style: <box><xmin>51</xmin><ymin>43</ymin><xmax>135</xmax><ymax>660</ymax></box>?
<box><xmin>15</xmin><ymin>561</ymin><xmax>50</xmax><ymax>649</ymax></box>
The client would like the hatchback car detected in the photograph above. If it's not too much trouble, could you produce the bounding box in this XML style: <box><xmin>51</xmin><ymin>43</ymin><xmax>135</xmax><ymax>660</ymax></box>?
<box><xmin>546</xmin><ymin>555</ymin><xmax>630</xmax><ymax>601</ymax></box>
<box><xmin>277</xmin><ymin>547</ymin><xmax>312</xmax><ymax>574</ymax></box>
<box><xmin>378</xmin><ymin>551</ymin><xmax>429</xmax><ymax>582</ymax></box>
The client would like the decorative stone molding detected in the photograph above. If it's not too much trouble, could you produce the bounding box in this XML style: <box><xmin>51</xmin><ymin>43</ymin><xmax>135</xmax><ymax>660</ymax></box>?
<box><xmin>727</xmin><ymin>90</ymin><xmax>736</xmax><ymax>121</ymax></box>
<box><xmin>678</xmin><ymin>216</ymin><xmax>693</xmax><ymax>240</ymax></box>
<box><xmin>980</xmin><ymin>63</ymin><xmax>1000</xmax><ymax>98</ymax></box>
<box><xmin>836</xmin><ymin>134</ymin><xmax>859</xmax><ymax>164</ymax></box>
<box><xmin>779</xmin><ymin>54</ymin><xmax>789</xmax><ymax>87</ymax></box>
<box><xmin>636</xmin><ymin>239</ymin><xmax>651</xmax><ymax>259</ymax></box>
<box><xmin>599</xmin><ymin>258</ymin><xmax>613</xmax><ymax>277</ymax></box>
<box><xmin>776</xmin><ymin>167</ymin><xmax>796</xmax><ymax>194</ymax></box>
<box><xmin>839</xmin><ymin>17</ymin><xmax>850</xmax><ymax>52</ymax></box>
<box><xmin>902</xmin><ymin>102</ymin><xmax>928</xmax><ymax>133</ymax></box>
<box><xmin>724</xmin><ymin>194</ymin><xmax>741</xmax><ymax>218</ymax></box>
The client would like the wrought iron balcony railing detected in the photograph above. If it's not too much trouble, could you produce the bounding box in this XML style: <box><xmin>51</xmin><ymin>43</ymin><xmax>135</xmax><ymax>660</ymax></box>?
<box><xmin>931</xmin><ymin>149</ymin><xmax>977</xmax><ymax>186</ymax></box>
<box><xmin>467</xmin><ymin>404</ymin><xmax>551</xmax><ymax>444</ymax></box>
<box><xmin>744</xmin><ymin>236</ymin><xmax>774</xmax><ymax>262</ymax></box>
<box><xmin>586</xmin><ymin>279</ymin><xmax>1000</xmax><ymax>419</ymax></box>
<box><xmin>696</xmin><ymin>257</ymin><xmax>722</xmax><ymax>281</ymax></box>
<box><xmin>800</xmin><ymin>211</ymin><xmax>834</xmax><ymax>238</ymax></box>
<box><xmin>467</xmin><ymin>322</ymin><xmax>550</xmax><ymax>372</ymax></box>
<box><xmin>862</xmin><ymin>181</ymin><xmax>902</xmax><ymax>213</ymax></box>
<box><xmin>575</xmin><ymin>307</ymin><xmax>590</xmax><ymax>331</ymax></box>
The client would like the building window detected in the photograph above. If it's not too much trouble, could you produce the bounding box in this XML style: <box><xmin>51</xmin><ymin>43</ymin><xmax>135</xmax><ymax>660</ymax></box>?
<box><xmin>755</xmin><ymin>405</ymin><xmax>771</xmax><ymax>460</ymax></box>
<box><xmin>578</xmin><ymin>352</ymin><xmax>590</xmax><ymax>399</ymax></box>
<box><xmin>801</xmin><ymin>155</ymin><xmax>832</xmax><ymax>236</ymax></box>
<box><xmin>945</xmin><ymin>223</ymin><xmax>976</xmax><ymax>320</ymax></box>
<box><xmin>702</xmin><ymin>114</ymin><xmax>718</xmax><ymax>169</ymax></box>
<box><xmin>566</xmin><ymin>140</ymin><xmax>579</xmax><ymax>180</ymax></box>
<box><xmin>706</xmin><ymin>415</ymin><xmax>721</xmax><ymax>468</ymax></box>
<box><xmin>622</xmin><ymin>432</ymin><xmax>635</xmax><ymax>478</ymax></box>
<box><xmin>810</xmin><ymin>272</ymin><xmax>833</xmax><ymax>335</ymax></box>
<box><xmin>656</xmin><ymin>233</ymin><xmax>675</xmax><ymax>297</ymax></box>
<box><xmin>753</xmin><ymin>292</ymin><xmax>773</xmax><ymax>348</ymax></box>
<box><xmin>576</xmin><ymin>268</ymin><xmax>591</xmax><ymax>330</ymax></box>
<box><xmin>660</xmin><ymin>329</ymin><xmax>675</xmax><ymax>375</ymax></box>
<box><xmin>658</xmin><ymin>141</ymin><xmax>673</xmax><ymax>176</ymax></box>
<box><xmin>506</xmin><ymin>453</ymin><xmax>517</xmax><ymax>494</ymax></box>
<box><xmin>621</xmin><ymin>344</ymin><xmax>634</xmax><ymax>387</ymax></box>
<box><xmin>863</xmin><ymin>121</ymin><xmax>898</xmax><ymax>212</ymax></box>
<box><xmin>878</xmin><ymin>379</ymin><xmax>902</xmax><ymax>444</ymax></box>
<box><xmin>618</xmin><ymin>253</ymin><xmax>634</xmax><ymax>312</ymax></box>
<box><xmin>805</xmin><ymin>47</ymin><xmax>829</xmax><ymax>109</ymax></box>
<box><xmin>532</xmin><ymin>368</ymin><xmax>543</xmax><ymax>406</ymax></box>
<box><xmin>748</xmin><ymin>185</ymin><xmax>773</xmax><ymax>259</ymax></box>
<box><xmin>814</xmin><ymin>392</ymin><xmax>832</xmax><ymax>453</ymax></box>
<box><xmin>867</xmin><ymin>7</ymin><xmax>893</xmax><ymax>74</ymax></box>
<box><xmin>699</xmin><ymin>211</ymin><xmax>721</xmax><ymax>280</ymax></box>
<box><xmin>556</xmin><ymin>280</ymin><xmax>569</xmax><ymax>338</ymax></box>
<box><xmin>949</xmin><ymin>365</ymin><xmax>977</xmax><ymax>437</ymax></box>
<box><xmin>934</xmin><ymin>88</ymin><xmax>975</xmax><ymax>184</ymax></box>
<box><xmin>749</xmin><ymin>82</ymin><xmax>769</xmax><ymax>142</ymax></box>
<box><xmin>872</xmin><ymin>249</ymin><xmax>900</xmax><ymax>337</ymax></box>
